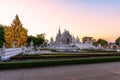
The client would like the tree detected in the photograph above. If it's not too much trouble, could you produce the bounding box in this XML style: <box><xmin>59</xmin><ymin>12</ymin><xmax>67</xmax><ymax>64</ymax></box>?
<box><xmin>36</xmin><ymin>33</ymin><xmax>45</xmax><ymax>39</ymax></box>
<box><xmin>0</xmin><ymin>25</ymin><xmax>4</xmax><ymax>48</ymax></box>
<box><xmin>82</xmin><ymin>37</ymin><xmax>95</xmax><ymax>44</ymax></box>
<box><xmin>115</xmin><ymin>37</ymin><xmax>120</xmax><ymax>45</ymax></box>
<box><xmin>35</xmin><ymin>33</ymin><xmax>46</xmax><ymax>46</ymax></box>
<box><xmin>26</xmin><ymin>33</ymin><xmax>47</xmax><ymax>47</ymax></box>
<box><xmin>26</xmin><ymin>35</ymin><xmax>36</xmax><ymax>46</ymax></box>
<box><xmin>94</xmin><ymin>39</ymin><xmax>108</xmax><ymax>47</ymax></box>
<box><xmin>92</xmin><ymin>39</ymin><xmax>98</xmax><ymax>46</ymax></box>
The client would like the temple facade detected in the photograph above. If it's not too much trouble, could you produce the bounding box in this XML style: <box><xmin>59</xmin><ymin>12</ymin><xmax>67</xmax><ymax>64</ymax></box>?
<box><xmin>4</xmin><ymin>15</ymin><xmax>28</xmax><ymax>48</ymax></box>
<box><xmin>49</xmin><ymin>28</ymin><xmax>80</xmax><ymax>48</ymax></box>
<box><xmin>50</xmin><ymin>28</ymin><xmax>81</xmax><ymax>46</ymax></box>
<box><xmin>49</xmin><ymin>28</ymin><xmax>96</xmax><ymax>50</ymax></box>
<box><xmin>54</xmin><ymin>28</ymin><xmax>73</xmax><ymax>45</ymax></box>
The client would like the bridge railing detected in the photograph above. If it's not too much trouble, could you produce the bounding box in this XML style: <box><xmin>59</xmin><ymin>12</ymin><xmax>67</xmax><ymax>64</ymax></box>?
<box><xmin>0</xmin><ymin>48</ymin><xmax>23</xmax><ymax>61</ymax></box>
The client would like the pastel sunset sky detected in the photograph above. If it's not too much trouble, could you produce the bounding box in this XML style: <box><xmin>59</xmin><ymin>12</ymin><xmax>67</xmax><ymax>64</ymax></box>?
<box><xmin>0</xmin><ymin>0</ymin><xmax>120</xmax><ymax>42</ymax></box>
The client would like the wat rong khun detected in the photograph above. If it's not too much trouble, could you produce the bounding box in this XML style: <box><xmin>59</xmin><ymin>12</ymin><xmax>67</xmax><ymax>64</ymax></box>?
<box><xmin>0</xmin><ymin>15</ymin><xmax>120</xmax><ymax>62</ymax></box>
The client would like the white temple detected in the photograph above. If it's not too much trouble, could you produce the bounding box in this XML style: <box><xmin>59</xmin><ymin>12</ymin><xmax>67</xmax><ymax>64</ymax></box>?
<box><xmin>48</xmin><ymin>28</ymin><xmax>97</xmax><ymax>50</ymax></box>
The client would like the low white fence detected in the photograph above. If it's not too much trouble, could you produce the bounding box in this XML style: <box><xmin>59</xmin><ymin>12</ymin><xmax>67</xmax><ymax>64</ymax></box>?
<box><xmin>0</xmin><ymin>48</ymin><xmax>23</xmax><ymax>61</ymax></box>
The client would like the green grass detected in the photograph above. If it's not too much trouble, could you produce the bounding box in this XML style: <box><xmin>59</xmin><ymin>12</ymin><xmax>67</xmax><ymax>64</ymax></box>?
<box><xmin>1</xmin><ymin>56</ymin><xmax>120</xmax><ymax>70</ymax></box>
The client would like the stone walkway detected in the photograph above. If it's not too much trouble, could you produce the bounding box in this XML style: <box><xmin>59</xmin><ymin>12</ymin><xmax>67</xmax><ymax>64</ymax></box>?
<box><xmin>1</xmin><ymin>62</ymin><xmax>120</xmax><ymax>80</ymax></box>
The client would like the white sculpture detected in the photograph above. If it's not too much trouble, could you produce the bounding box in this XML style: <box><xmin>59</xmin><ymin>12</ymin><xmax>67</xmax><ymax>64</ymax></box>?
<box><xmin>1</xmin><ymin>43</ymin><xmax>6</xmax><ymax>56</ymax></box>
<box><xmin>12</xmin><ymin>40</ymin><xmax>17</xmax><ymax>48</ymax></box>
<box><xmin>22</xmin><ymin>41</ymin><xmax>42</xmax><ymax>55</ymax></box>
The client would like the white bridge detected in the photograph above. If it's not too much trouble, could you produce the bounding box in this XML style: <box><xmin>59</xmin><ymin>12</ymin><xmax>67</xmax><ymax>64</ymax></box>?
<box><xmin>0</xmin><ymin>48</ymin><xmax>23</xmax><ymax>61</ymax></box>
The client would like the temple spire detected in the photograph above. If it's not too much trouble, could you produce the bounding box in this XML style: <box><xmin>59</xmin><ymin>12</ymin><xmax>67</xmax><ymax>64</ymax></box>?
<box><xmin>11</xmin><ymin>14</ymin><xmax>22</xmax><ymax>26</ymax></box>
<box><xmin>76</xmin><ymin>35</ymin><xmax>80</xmax><ymax>43</ymax></box>
<box><xmin>58</xmin><ymin>26</ymin><xmax>61</xmax><ymax>35</ymax></box>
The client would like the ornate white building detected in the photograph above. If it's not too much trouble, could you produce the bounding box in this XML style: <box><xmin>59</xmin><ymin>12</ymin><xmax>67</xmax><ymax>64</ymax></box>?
<box><xmin>49</xmin><ymin>28</ymin><xmax>96</xmax><ymax>50</ymax></box>
<box><xmin>55</xmin><ymin>28</ymin><xmax>73</xmax><ymax>45</ymax></box>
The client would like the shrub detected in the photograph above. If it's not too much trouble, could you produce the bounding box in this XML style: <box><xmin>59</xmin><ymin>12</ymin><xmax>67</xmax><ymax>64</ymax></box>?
<box><xmin>11</xmin><ymin>53</ymin><xmax>120</xmax><ymax>60</ymax></box>
<box><xmin>1</xmin><ymin>56</ymin><xmax>120</xmax><ymax>70</ymax></box>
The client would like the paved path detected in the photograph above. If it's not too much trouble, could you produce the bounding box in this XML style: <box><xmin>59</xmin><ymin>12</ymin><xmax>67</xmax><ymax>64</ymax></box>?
<box><xmin>1</xmin><ymin>62</ymin><xmax>120</xmax><ymax>80</ymax></box>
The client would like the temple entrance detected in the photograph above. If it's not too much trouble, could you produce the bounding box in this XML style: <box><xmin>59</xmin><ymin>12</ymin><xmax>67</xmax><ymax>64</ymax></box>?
<box><xmin>12</xmin><ymin>40</ymin><xmax>17</xmax><ymax>48</ymax></box>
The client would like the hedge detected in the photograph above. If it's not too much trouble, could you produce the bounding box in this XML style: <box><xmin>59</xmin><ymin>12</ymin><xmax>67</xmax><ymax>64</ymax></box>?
<box><xmin>1</xmin><ymin>56</ymin><xmax>120</xmax><ymax>70</ymax></box>
<box><xmin>11</xmin><ymin>53</ymin><xmax>120</xmax><ymax>60</ymax></box>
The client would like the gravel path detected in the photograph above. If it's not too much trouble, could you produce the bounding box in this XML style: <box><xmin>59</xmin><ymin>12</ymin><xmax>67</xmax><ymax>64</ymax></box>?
<box><xmin>1</xmin><ymin>62</ymin><xmax>120</xmax><ymax>80</ymax></box>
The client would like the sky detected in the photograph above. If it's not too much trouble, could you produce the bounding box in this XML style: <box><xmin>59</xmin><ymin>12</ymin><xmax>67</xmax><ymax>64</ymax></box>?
<box><xmin>0</xmin><ymin>0</ymin><xmax>120</xmax><ymax>42</ymax></box>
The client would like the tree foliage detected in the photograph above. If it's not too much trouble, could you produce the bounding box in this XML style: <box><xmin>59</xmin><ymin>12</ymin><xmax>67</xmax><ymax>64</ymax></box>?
<box><xmin>82</xmin><ymin>37</ymin><xmax>95</xmax><ymax>44</ymax></box>
<box><xmin>26</xmin><ymin>33</ymin><xmax>47</xmax><ymax>47</ymax></box>
<box><xmin>115</xmin><ymin>37</ymin><xmax>120</xmax><ymax>45</ymax></box>
<box><xmin>0</xmin><ymin>26</ymin><xmax>4</xmax><ymax>48</ymax></box>
<box><xmin>93</xmin><ymin>38</ymin><xmax>108</xmax><ymax>47</ymax></box>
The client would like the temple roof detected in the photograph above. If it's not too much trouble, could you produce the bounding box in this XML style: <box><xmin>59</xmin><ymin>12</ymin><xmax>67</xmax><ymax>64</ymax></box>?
<box><xmin>11</xmin><ymin>14</ymin><xmax>22</xmax><ymax>26</ymax></box>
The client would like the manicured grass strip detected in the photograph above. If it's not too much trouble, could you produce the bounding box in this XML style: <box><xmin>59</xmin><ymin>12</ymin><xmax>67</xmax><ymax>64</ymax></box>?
<box><xmin>1</xmin><ymin>56</ymin><xmax>120</xmax><ymax>70</ymax></box>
